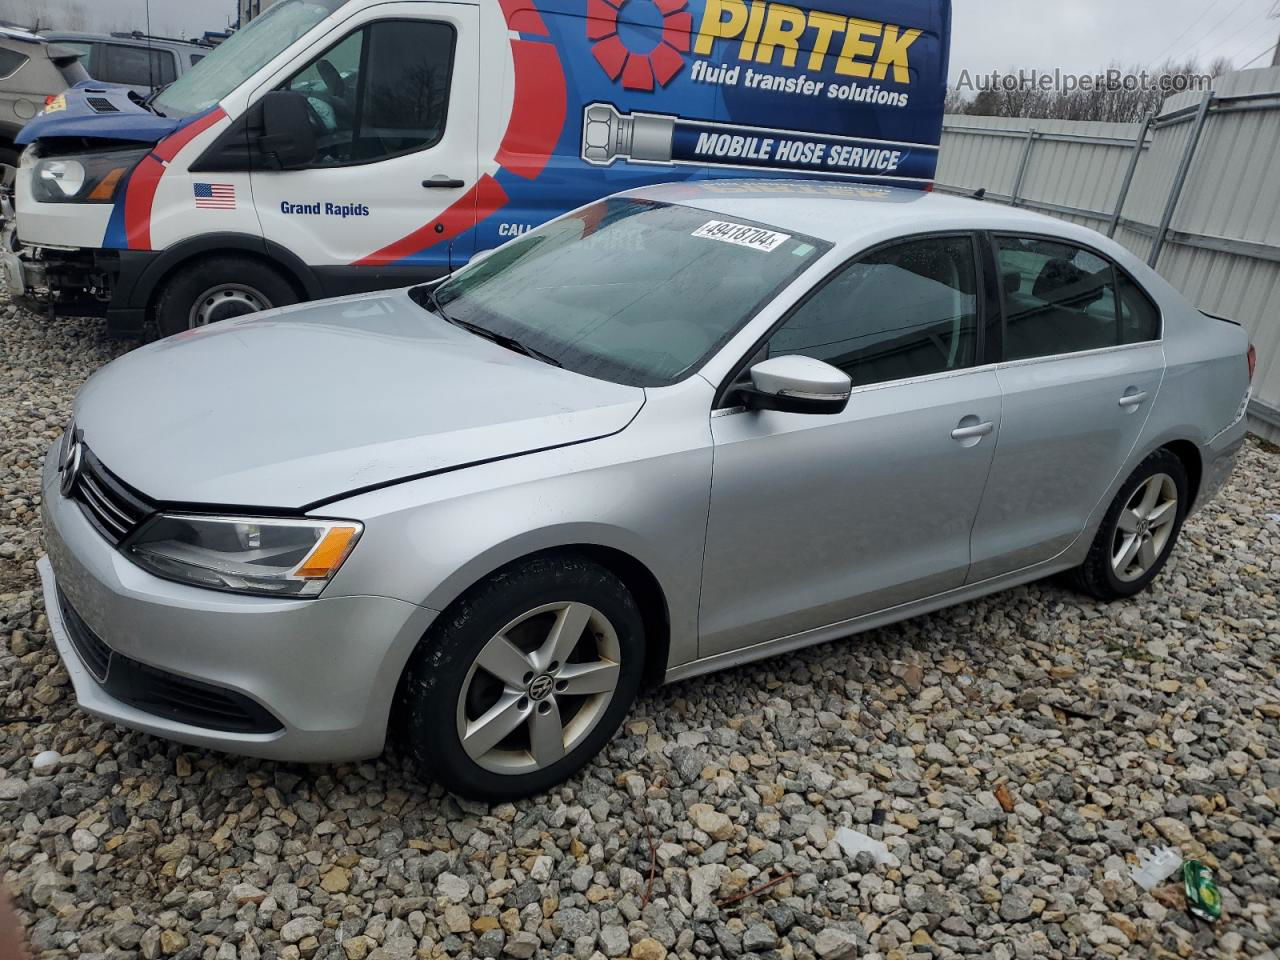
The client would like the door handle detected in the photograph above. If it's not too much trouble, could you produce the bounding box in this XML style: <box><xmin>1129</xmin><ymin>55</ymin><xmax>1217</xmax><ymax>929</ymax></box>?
<box><xmin>422</xmin><ymin>176</ymin><xmax>465</xmax><ymax>188</ymax></box>
<box><xmin>1118</xmin><ymin>391</ymin><xmax>1149</xmax><ymax>409</ymax></box>
<box><xmin>951</xmin><ymin>421</ymin><xmax>994</xmax><ymax>441</ymax></box>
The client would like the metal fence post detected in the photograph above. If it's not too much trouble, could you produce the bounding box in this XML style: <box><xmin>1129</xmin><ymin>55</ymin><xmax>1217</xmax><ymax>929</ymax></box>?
<box><xmin>1149</xmin><ymin>93</ymin><xmax>1214</xmax><ymax>267</ymax></box>
<box><xmin>1010</xmin><ymin>129</ymin><xmax>1037</xmax><ymax>206</ymax></box>
<box><xmin>1108</xmin><ymin>113</ymin><xmax>1152</xmax><ymax>238</ymax></box>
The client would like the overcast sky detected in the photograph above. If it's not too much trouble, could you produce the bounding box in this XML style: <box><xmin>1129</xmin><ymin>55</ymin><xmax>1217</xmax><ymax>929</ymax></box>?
<box><xmin>15</xmin><ymin>0</ymin><xmax>1280</xmax><ymax>80</ymax></box>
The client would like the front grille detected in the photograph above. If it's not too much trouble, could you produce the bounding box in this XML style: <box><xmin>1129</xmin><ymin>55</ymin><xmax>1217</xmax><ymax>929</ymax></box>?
<box><xmin>68</xmin><ymin>446</ymin><xmax>154</xmax><ymax>546</ymax></box>
<box><xmin>56</xmin><ymin>592</ymin><xmax>284</xmax><ymax>735</ymax></box>
<box><xmin>86</xmin><ymin>97</ymin><xmax>119</xmax><ymax>113</ymax></box>
<box><xmin>58</xmin><ymin>588</ymin><xmax>111</xmax><ymax>682</ymax></box>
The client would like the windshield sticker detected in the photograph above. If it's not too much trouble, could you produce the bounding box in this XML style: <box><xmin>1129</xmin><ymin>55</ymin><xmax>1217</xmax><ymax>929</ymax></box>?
<box><xmin>692</xmin><ymin>220</ymin><xmax>791</xmax><ymax>253</ymax></box>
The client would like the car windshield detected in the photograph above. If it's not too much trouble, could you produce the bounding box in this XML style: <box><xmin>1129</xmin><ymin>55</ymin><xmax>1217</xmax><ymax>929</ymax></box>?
<box><xmin>424</xmin><ymin>198</ymin><xmax>829</xmax><ymax>387</ymax></box>
<box><xmin>153</xmin><ymin>0</ymin><xmax>345</xmax><ymax>117</ymax></box>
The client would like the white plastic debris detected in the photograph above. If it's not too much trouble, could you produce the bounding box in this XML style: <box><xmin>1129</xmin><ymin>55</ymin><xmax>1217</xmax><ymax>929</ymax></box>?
<box><xmin>1131</xmin><ymin>846</ymin><xmax>1182</xmax><ymax>891</ymax></box>
<box><xmin>834</xmin><ymin>827</ymin><xmax>891</xmax><ymax>866</ymax></box>
<box><xmin>32</xmin><ymin>750</ymin><xmax>61</xmax><ymax>775</ymax></box>
<box><xmin>1266</xmin><ymin>514</ymin><xmax>1280</xmax><ymax>524</ymax></box>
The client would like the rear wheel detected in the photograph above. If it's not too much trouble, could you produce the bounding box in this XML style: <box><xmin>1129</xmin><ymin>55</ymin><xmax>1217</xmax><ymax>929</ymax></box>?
<box><xmin>1071</xmin><ymin>449</ymin><xmax>1189</xmax><ymax>601</ymax></box>
<box><xmin>154</xmin><ymin>256</ymin><xmax>298</xmax><ymax>337</ymax></box>
<box><xmin>398</xmin><ymin>555</ymin><xmax>645</xmax><ymax>800</ymax></box>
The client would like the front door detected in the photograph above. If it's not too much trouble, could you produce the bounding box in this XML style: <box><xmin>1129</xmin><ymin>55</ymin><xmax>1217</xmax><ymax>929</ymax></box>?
<box><xmin>250</xmin><ymin>2</ymin><xmax>480</xmax><ymax>284</ymax></box>
<box><xmin>698</xmin><ymin>234</ymin><xmax>1002</xmax><ymax>657</ymax></box>
<box><xmin>968</xmin><ymin>234</ymin><xmax>1166</xmax><ymax>582</ymax></box>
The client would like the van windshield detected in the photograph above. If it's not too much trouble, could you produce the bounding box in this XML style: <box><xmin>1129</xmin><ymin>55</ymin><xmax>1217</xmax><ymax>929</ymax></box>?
<box><xmin>153</xmin><ymin>0</ymin><xmax>345</xmax><ymax>117</ymax></box>
<box><xmin>421</xmin><ymin>198</ymin><xmax>829</xmax><ymax>388</ymax></box>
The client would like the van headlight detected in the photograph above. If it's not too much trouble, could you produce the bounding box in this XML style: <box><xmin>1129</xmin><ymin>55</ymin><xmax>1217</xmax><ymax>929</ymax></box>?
<box><xmin>31</xmin><ymin>147</ymin><xmax>149</xmax><ymax>203</ymax></box>
<box><xmin>127</xmin><ymin>515</ymin><xmax>362</xmax><ymax>598</ymax></box>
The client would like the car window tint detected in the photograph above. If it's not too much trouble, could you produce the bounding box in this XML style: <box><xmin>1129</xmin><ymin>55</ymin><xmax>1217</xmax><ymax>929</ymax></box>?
<box><xmin>997</xmin><ymin>236</ymin><xmax>1132</xmax><ymax>360</ymax></box>
<box><xmin>280</xmin><ymin>20</ymin><xmax>454</xmax><ymax>166</ymax></box>
<box><xmin>769</xmin><ymin>235</ymin><xmax>980</xmax><ymax>388</ymax></box>
<box><xmin>190</xmin><ymin>53</ymin><xmax>205</xmax><ymax>66</ymax></box>
<box><xmin>1117</xmin><ymin>271</ymin><xmax>1161</xmax><ymax>344</ymax></box>
<box><xmin>101</xmin><ymin>44</ymin><xmax>177</xmax><ymax>86</ymax></box>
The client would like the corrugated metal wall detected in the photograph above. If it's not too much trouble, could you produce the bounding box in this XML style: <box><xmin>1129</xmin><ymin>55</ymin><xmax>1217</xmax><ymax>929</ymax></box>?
<box><xmin>937</xmin><ymin>66</ymin><xmax>1280</xmax><ymax>439</ymax></box>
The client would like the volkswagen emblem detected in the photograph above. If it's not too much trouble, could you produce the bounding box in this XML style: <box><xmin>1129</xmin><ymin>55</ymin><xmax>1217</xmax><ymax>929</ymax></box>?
<box><xmin>59</xmin><ymin>430</ymin><xmax>82</xmax><ymax>498</ymax></box>
<box><xmin>528</xmin><ymin>674</ymin><xmax>555</xmax><ymax>702</ymax></box>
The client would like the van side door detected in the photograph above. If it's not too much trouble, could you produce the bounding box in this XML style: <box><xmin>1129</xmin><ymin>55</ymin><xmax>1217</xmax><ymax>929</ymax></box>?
<box><xmin>248</xmin><ymin>2</ymin><xmax>480</xmax><ymax>292</ymax></box>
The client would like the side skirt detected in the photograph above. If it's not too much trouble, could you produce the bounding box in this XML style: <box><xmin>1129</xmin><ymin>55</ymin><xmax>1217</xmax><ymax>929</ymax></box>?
<box><xmin>663</xmin><ymin>556</ymin><xmax>1079</xmax><ymax>685</ymax></box>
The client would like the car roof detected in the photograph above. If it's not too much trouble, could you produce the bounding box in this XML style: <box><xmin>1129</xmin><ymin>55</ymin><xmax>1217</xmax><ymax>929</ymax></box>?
<box><xmin>0</xmin><ymin>25</ymin><xmax>48</xmax><ymax>44</ymax></box>
<box><xmin>43</xmin><ymin>31</ymin><xmax>208</xmax><ymax>49</ymax></box>
<box><xmin>623</xmin><ymin>180</ymin><xmax>1089</xmax><ymax>246</ymax></box>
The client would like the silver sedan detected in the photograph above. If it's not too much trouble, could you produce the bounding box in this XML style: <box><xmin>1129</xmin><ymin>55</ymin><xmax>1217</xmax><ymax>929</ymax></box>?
<box><xmin>40</xmin><ymin>180</ymin><xmax>1254</xmax><ymax>799</ymax></box>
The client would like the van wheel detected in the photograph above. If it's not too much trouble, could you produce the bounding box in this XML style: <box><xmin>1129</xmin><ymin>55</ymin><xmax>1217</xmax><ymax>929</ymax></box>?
<box><xmin>1071</xmin><ymin>449</ymin><xmax>1189</xmax><ymax>601</ymax></box>
<box><xmin>154</xmin><ymin>256</ymin><xmax>297</xmax><ymax>337</ymax></box>
<box><xmin>398</xmin><ymin>555</ymin><xmax>645</xmax><ymax>801</ymax></box>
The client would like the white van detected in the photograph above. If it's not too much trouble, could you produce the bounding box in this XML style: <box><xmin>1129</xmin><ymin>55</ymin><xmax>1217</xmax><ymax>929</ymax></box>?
<box><xmin>2</xmin><ymin>0</ymin><xmax>951</xmax><ymax>336</ymax></box>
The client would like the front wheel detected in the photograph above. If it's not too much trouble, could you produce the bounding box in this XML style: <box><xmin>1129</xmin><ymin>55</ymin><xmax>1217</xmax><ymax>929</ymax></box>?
<box><xmin>154</xmin><ymin>255</ymin><xmax>298</xmax><ymax>337</ymax></box>
<box><xmin>1071</xmin><ymin>449</ymin><xmax>1189</xmax><ymax>601</ymax></box>
<box><xmin>399</xmin><ymin>555</ymin><xmax>645</xmax><ymax>800</ymax></box>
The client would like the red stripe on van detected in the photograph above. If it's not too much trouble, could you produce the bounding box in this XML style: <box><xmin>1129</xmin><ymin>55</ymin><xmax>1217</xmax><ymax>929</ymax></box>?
<box><xmin>123</xmin><ymin>107</ymin><xmax>227</xmax><ymax>250</ymax></box>
<box><xmin>353</xmin><ymin>174</ymin><xmax>509</xmax><ymax>267</ymax></box>
<box><xmin>498</xmin><ymin>0</ymin><xmax>549</xmax><ymax>36</ymax></box>
<box><xmin>495</xmin><ymin>39</ymin><xmax>567</xmax><ymax>180</ymax></box>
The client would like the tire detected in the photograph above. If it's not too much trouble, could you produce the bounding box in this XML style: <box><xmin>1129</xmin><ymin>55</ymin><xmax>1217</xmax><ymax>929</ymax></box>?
<box><xmin>1071</xmin><ymin>448</ymin><xmax>1189</xmax><ymax>601</ymax></box>
<box><xmin>154</xmin><ymin>255</ymin><xmax>298</xmax><ymax>337</ymax></box>
<box><xmin>399</xmin><ymin>554</ymin><xmax>645</xmax><ymax>801</ymax></box>
<box><xmin>0</xmin><ymin>146</ymin><xmax>19</xmax><ymax>187</ymax></box>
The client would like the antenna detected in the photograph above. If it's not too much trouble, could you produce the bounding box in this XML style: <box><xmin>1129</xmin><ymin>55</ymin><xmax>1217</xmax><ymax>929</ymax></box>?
<box><xmin>145</xmin><ymin>0</ymin><xmax>155</xmax><ymax>92</ymax></box>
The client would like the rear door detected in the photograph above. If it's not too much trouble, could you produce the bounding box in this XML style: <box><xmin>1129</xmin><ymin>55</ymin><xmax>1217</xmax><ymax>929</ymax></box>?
<box><xmin>968</xmin><ymin>234</ymin><xmax>1165</xmax><ymax>582</ymax></box>
<box><xmin>249</xmin><ymin>1</ymin><xmax>479</xmax><ymax>286</ymax></box>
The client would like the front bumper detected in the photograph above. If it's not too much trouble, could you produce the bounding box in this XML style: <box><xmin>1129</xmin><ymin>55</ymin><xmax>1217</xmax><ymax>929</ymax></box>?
<box><xmin>39</xmin><ymin>447</ymin><xmax>438</xmax><ymax>762</ymax></box>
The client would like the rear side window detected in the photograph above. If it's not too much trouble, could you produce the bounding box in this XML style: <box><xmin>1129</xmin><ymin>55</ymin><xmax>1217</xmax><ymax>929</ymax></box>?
<box><xmin>1117</xmin><ymin>272</ymin><xmax>1161</xmax><ymax>344</ymax></box>
<box><xmin>0</xmin><ymin>47</ymin><xmax>29</xmax><ymax>80</ymax></box>
<box><xmin>100</xmin><ymin>44</ymin><xmax>177</xmax><ymax>87</ymax></box>
<box><xmin>770</xmin><ymin>235</ymin><xmax>980</xmax><ymax>388</ymax></box>
<box><xmin>190</xmin><ymin>53</ymin><xmax>205</xmax><ymax>66</ymax></box>
<box><xmin>996</xmin><ymin>236</ymin><xmax>1157</xmax><ymax>361</ymax></box>
<box><xmin>280</xmin><ymin>19</ymin><xmax>455</xmax><ymax>166</ymax></box>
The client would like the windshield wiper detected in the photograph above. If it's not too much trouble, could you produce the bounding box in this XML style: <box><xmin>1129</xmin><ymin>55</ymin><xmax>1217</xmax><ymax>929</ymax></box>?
<box><xmin>418</xmin><ymin>286</ymin><xmax>562</xmax><ymax>368</ymax></box>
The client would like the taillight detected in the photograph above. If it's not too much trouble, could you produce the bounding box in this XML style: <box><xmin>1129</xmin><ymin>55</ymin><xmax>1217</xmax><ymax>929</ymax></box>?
<box><xmin>1248</xmin><ymin>344</ymin><xmax>1256</xmax><ymax>383</ymax></box>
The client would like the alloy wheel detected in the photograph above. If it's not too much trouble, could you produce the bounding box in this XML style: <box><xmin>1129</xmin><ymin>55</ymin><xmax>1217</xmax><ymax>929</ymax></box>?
<box><xmin>1111</xmin><ymin>472</ymin><xmax>1178</xmax><ymax>582</ymax></box>
<box><xmin>455</xmin><ymin>601</ymin><xmax>622</xmax><ymax>774</ymax></box>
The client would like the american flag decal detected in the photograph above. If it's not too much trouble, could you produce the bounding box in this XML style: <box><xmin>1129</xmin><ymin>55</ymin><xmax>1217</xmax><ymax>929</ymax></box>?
<box><xmin>193</xmin><ymin>182</ymin><xmax>236</xmax><ymax>209</ymax></box>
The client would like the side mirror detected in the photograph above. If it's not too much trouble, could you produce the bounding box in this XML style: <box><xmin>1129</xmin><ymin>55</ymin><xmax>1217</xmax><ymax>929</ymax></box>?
<box><xmin>741</xmin><ymin>355</ymin><xmax>852</xmax><ymax>416</ymax></box>
<box><xmin>258</xmin><ymin>91</ymin><xmax>316</xmax><ymax>170</ymax></box>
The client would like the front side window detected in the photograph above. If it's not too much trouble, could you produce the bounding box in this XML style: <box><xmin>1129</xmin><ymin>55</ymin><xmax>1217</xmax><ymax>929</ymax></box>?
<box><xmin>153</xmin><ymin>0</ymin><xmax>345</xmax><ymax>117</ymax></box>
<box><xmin>769</xmin><ymin>235</ymin><xmax>980</xmax><ymax>388</ymax></box>
<box><xmin>425</xmin><ymin>199</ymin><xmax>830</xmax><ymax>387</ymax></box>
<box><xmin>997</xmin><ymin>236</ymin><xmax>1156</xmax><ymax>361</ymax></box>
<box><xmin>280</xmin><ymin>20</ymin><xmax>455</xmax><ymax>165</ymax></box>
<box><xmin>101</xmin><ymin>44</ymin><xmax>177</xmax><ymax>87</ymax></box>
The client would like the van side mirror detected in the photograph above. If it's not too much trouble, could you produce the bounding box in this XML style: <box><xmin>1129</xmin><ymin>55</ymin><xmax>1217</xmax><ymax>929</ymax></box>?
<box><xmin>258</xmin><ymin>91</ymin><xmax>316</xmax><ymax>170</ymax></box>
<box><xmin>740</xmin><ymin>356</ymin><xmax>851</xmax><ymax>415</ymax></box>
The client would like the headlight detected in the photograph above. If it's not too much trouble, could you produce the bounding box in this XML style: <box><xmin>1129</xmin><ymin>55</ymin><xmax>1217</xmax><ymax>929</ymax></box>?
<box><xmin>127</xmin><ymin>515</ymin><xmax>362</xmax><ymax>598</ymax></box>
<box><xmin>31</xmin><ymin>148</ymin><xmax>149</xmax><ymax>204</ymax></box>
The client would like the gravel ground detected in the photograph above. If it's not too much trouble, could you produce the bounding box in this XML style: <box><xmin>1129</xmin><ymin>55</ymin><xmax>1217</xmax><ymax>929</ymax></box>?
<box><xmin>2</xmin><ymin>297</ymin><xmax>1279</xmax><ymax>960</ymax></box>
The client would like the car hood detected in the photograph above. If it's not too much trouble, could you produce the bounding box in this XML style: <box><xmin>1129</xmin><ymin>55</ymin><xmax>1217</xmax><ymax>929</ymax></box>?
<box><xmin>73</xmin><ymin>289</ymin><xmax>645</xmax><ymax>509</ymax></box>
<box><xmin>16</xmin><ymin>82</ymin><xmax>184</xmax><ymax>145</ymax></box>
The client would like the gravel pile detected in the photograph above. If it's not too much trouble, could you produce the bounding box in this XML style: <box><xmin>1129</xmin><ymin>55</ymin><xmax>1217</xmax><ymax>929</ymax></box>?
<box><xmin>2</xmin><ymin>297</ymin><xmax>1279</xmax><ymax>960</ymax></box>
